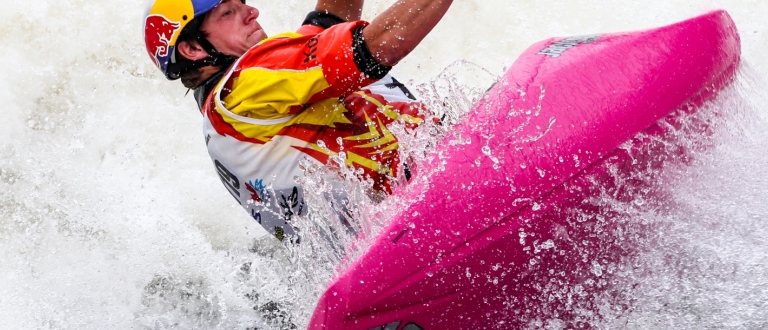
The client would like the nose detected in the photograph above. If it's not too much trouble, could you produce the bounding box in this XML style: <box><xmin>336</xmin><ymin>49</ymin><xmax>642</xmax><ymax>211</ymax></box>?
<box><xmin>243</xmin><ymin>5</ymin><xmax>259</xmax><ymax>22</ymax></box>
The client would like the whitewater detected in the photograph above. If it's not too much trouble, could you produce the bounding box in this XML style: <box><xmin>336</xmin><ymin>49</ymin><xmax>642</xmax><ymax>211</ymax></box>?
<box><xmin>1</xmin><ymin>0</ymin><xmax>767</xmax><ymax>329</ymax></box>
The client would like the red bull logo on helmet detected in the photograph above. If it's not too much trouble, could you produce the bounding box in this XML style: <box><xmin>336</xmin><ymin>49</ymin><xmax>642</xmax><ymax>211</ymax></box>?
<box><xmin>145</xmin><ymin>14</ymin><xmax>181</xmax><ymax>69</ymax></box>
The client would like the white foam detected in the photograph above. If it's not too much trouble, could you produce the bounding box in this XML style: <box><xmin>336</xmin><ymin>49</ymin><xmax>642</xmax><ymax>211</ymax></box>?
<box><xmin>1</xmin><ymin>0</ymin><xmax>767</xmax><ymax>328</ymax></box>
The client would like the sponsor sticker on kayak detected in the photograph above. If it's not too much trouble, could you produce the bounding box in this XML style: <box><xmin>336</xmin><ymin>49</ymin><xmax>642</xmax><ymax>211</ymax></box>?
<box><xmin>538</xmin><ymin>35</ymin><xmax>601</xmax><ymax>58</ymax></box>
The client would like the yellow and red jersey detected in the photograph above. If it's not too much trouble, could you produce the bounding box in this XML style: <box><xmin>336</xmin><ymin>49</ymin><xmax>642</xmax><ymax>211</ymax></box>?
<box><xmin>199</xmin><ymin>16</ymin><xmax>427</xmax><ymax>241</ymax></box>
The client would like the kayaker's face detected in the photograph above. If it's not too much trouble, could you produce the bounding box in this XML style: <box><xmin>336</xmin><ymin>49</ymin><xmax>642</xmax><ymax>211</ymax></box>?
<box><xmin>200</xmin><ymin>0</ymin><xmax>267</xmax><ymax>57</ymax></box>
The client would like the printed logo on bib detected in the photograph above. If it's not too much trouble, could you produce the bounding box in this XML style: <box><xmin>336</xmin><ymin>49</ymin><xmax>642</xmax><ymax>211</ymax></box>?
<box><xmin>246</xmin><ymin>179</ymin><xmax>269</xmax><ymax>203</ymax></box>
<box><xmin>244</xmin><ymin>180</ymin><xmax>305</xmax><ymax>242</ymax></box>
<box><xmin>277</xmin><ymin>187</ymin><xmax>304</xmax><ymax>224</ymax></box>
<box><xmin>215</xmin><ymin>160</ymin><xmax>240</xmax><ymax>201</ymax></box>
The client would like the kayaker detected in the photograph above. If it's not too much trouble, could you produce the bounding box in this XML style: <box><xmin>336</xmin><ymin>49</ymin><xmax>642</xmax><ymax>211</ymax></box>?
<box><xmin>142</xmin><ymin>0</ymin><xmax>452</xmax><ymax>241</ymax></box>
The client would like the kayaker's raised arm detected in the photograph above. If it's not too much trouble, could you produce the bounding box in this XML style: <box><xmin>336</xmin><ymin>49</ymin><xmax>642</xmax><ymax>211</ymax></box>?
<box><xmin>315</xmin><ymin>0</ymin><xmax>364</xmax><ymax>21</ymax></box>
<box><xmin>363</xmin><ymin>0</ymin><xmax>453</xmax><ymax>66</ymax></box>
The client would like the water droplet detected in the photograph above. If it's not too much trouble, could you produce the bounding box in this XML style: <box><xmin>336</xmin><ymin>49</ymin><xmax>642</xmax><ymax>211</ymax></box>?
<box><xmin>540</xmin><ymin>239</ymin><xmax>555</xmax><ymax>249</ymax></box>
<box><xmin>591</xmin><ymin>260</ymin><xmax>603</xmax><ymax>277</ymax></box>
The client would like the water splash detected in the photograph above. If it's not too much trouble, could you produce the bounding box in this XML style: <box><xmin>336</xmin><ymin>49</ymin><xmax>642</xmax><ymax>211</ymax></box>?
<box><xmin>2</xmin><ymin>0</ymin><xmax>768</xmax><ymax>328</ymax></box>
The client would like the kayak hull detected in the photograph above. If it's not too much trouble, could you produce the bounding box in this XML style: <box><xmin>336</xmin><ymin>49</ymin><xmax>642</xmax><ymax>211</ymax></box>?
<box><xmin>309</xmin><ymin>10</ymin><xmax>741</xmax><ymax>329</ymax></box>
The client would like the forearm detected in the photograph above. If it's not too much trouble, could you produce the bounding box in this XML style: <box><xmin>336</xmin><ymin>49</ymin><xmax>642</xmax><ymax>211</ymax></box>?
<box><xmin>315</xmin><ymin>0</ymin><xmax>364</xmax><ymax>21</ymax></box>
<box><xmin>363</xmin><ymin>0</ymin><xmax>453</xmax><ymax>66</ymax></box>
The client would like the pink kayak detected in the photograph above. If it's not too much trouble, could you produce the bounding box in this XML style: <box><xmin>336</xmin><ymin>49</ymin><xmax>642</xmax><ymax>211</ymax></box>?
<box><xmin>309</xmin><ymin>10</ymin><xmax>741</xmax><ymax>329</ymax></box>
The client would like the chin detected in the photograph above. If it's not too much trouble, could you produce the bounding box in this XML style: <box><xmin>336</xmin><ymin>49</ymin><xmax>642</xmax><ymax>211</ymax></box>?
<box><xmin>252</xmin><ymin>30</ymin><xmax>268</xmax><ymax>43</ymax></box>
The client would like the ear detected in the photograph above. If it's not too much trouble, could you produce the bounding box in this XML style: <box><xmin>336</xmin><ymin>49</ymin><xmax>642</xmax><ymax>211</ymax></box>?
<box><xmin>177</xmin><ymin>40</ymin><xmax>209</xmax><ymax>61</ymax></box>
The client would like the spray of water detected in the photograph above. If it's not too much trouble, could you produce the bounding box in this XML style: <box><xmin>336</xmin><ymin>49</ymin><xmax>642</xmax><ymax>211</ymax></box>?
<box><xmin>593</xmin><ymin>66</ymin><xmax>768</xmax><ymax>329</ymax></box>
<box><xmin>2</xmin><ymin>0</ymin><xmax>767</xmax><ymax>328</ymax></box>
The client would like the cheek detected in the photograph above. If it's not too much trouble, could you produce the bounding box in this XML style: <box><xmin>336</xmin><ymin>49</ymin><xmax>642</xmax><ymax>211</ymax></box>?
<box><xmin>219</xmin><ymin>28</ymin><xmax>241</xmax><ymax>48</ymax></box>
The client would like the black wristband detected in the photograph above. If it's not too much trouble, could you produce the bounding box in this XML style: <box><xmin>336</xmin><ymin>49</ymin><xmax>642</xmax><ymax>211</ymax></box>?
<box><xmin>352</xmin><ymin>26</ymin><xmax>392</xmax><ymax>80</ymax></box>
<box><xmin>302</xmin><ymin>10</ymin><xmax>346</xmax><ymax>29</ymax></box>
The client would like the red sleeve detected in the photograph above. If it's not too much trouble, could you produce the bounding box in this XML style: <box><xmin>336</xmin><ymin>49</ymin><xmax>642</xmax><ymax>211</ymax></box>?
<box><xmin>236</xmin><ymin>21</ymin><xmax>377</xmax><ymax>102</ymax></box>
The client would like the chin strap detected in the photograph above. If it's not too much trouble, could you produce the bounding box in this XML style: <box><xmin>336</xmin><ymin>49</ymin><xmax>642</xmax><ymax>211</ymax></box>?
<box><xmin>168</xmin><ymin>32</ymin><xmax>237</xmax><ymax>81</ymax></box>
<box><xmin>192</xmin><ymin>34</ymin><xmax>239</xmax><ymax>69</ymax></box>
<box><xmin>169</xmin><ymin>35</ymin><xmax>237</xmax><ymax>79</ymax></box>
